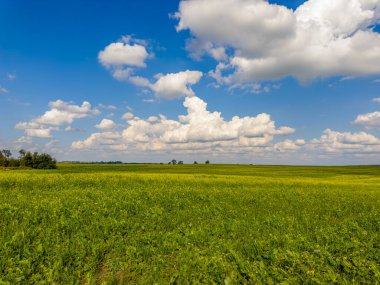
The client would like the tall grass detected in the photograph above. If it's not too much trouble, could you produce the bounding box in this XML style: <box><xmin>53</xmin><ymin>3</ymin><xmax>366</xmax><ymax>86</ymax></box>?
<box><xmin>0</xmin><ymin>164</ymin><xmax>379</xmax><ymax>283</ymax></box>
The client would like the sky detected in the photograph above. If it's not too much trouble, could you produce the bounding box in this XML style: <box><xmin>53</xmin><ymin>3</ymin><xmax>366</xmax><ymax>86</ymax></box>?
<box><xmin>1</xmin><ymin>0</ymin><xmax>380</xmax><ymax>165</ymax></box>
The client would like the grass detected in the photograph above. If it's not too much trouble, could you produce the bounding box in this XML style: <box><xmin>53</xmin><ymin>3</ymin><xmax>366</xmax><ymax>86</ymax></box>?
<box><xmin>0</xmin><ymin>164</ymin><xmax>379</xmax><ymax>284</ymax></box>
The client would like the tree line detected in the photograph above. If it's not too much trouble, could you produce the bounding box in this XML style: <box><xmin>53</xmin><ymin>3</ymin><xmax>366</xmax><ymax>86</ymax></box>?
<box><xmin>0</xmin><ymin>149</ymin><xmax>57</xmax><ymax>169</ymax></box>
<box><xmin>168</xmin><ymin>159</ymin><xmax>210</xmax><ymax>165</ymax></box>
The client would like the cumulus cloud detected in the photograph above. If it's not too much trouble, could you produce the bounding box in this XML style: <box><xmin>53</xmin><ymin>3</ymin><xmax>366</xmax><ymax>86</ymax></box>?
<box><xmin>96</xmin><ymin>119</ymin><xmax>117</xmax><ymax>130</ymax></box>
<box><xmin>98</xmin><ymin>36</ymin><xmax>202</xmax><ymax>100</ymax></box>
<box><xmin>16</xmin><ymin>100</ymin><xmax>100</xmax><ymax>138</ymax></box>
<box><xmin>309</xmin><ymin>129</ymin><xmax>380</xmax><ymax>153</ymax></box>
<box><xmin>354</xmin><ymin>111</ymin><xmax>380</xmax><ymax>129</ymax></box>
<box><xmin>150</xmin><ymin>70</ymin><xmax>203</xmax><ymax>99</ymax></box>
<box><xmin>72</xmin><ymin>95</ymin><xmax>294</xmax><ymax>154</ymax></box>
<box><xmin>185</xmin><ymin>38</ymin><xmax>228</xmax><ymax>61</ymax></box>
<box><xmin>274</xmin><ymin>139</ymin><xmax>305</xmax><ymax>152</ymax></box>
<box><xmin>121</xmin><ymin>112</ymin><xmax>134</xmax><ymax>120</ymax></box>
<box><xmin>372</xmin><ymin>97</ymin><xmax>380</xmax><ymax>103</ymax></box>
<box><xmin>33</xmin><ymin>100</ymin><xmax>100</xmax><ymax>126</ymax></box>
<box><xmin>99</xmin><ymin>42</ymin><xmax>149</xmax><ymax>68</ymax></box>
<box><xmin>176</xmin><ymin>0</ymin><xmax>380</xmax><ymax>84</ymax></box>
<box><xmin>115</xmin><ymin>69</ymin><xmax>203</xmax><ymax>100</ymax></box>
<box><xmin>99</xmin><ymin>36</ymin><xmax>152</xmax><ymax>82</ymax></box>
<box><xmin>15</xmin><ymin>122</ymin><xmax>56</xmax><ymax>138</ymax></box>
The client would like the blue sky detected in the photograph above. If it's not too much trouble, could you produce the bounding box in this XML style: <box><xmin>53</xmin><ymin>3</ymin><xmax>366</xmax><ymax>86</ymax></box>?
<box><xmin>1</xmin><ymin>0</ymin><xmax>380</xmax><ymax>164</ymax></box>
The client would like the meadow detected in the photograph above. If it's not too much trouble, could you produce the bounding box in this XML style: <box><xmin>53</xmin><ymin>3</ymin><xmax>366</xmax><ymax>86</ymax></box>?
<box><xmin>0</xmin><ymin>164</ymin><xmax>379</xmax><ymax>284</ymax></box>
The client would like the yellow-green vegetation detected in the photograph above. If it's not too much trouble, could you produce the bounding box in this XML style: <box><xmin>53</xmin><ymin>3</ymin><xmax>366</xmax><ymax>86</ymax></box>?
<box><xmin>1</xmin><ymin>164</ymin><xmax>380</xmax><ymax>284</ymax></box>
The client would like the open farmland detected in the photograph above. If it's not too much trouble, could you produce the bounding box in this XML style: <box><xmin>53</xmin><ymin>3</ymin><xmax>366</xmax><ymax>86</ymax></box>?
<box><xmin>0</xmin><ymin>164</ymin><xmax>380</xmax><ymax>284</ymax></box>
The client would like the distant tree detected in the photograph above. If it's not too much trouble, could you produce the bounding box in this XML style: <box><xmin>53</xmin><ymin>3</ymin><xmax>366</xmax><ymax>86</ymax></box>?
<box><xmin>19</xmin><ymin>149</ymin><xmax>26</xmax><ymax>157</ymax></box>
<box><xmin>171</xmin><ymin>159</ymin><xmax>177</xmax><ymax>165</ymax></box>
<box><xmin>19</xmin><ymin>149</ymin><xmax>32</xmax><ymax>167</ymax></box>
<box><xmin>193</xmin><ymin>161</ymin><xmax>198</xmax><ymax>164</ymax></box>
<box><xmin>0</xmin><ymin>149</ymin><xmax>56</xmax><ymax>169</ymax></box>
<box><xmin>24</xmin><ymin>151</ymin><xmax>33</xmax><ymax>167</ymax></box>
<box><xmin>2</xmin><ymin>149</ymin><xmax>12</xmax><ymax>160</ymax></box>
<box><xmin>8</xmin><ymin>158</ymin><xmax>20</xmax><ymax>167</ymax></box>
<box><xmin>31</xmin><ymin>152</ymin><xmax>57</xmax><ymax>169</ymax></box>
<box><xmin>168</xmin><ymin>161</ymin><xmax>172</xmax><ymax>165</ymax></box>
<box><xmin>0</xmin><ymin>152</ymin><xmax>5</xmax><ymax>167</ymax></box>
<box><xmin>1</xmin><ymin>150</ymin><xmax>12</xmax><ymax>167</ymax></box>
<box><xmin>178</xmin><ymin>161</ymin><xmax>184</xmax><ymax>165</ymax></box>
<box><xmin>205</xmin><ymin>160</ymin><xmax>210</xmax><ymax>164</ymax></box>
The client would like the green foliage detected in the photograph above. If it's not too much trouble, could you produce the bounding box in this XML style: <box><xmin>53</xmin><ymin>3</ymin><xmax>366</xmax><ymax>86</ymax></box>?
<box><xmin>0</xmin><ymin>164</ymin><xmax>380</xmax><ymax>283</ymax></box>
<box><xmin>0</xmin><ymin>149</ymin><xmax>12</xmax><ymax>167</ymax></box>
<box><xmin>0</xmin><ymin>151</ymin><xmax>5</xmax><ymax>167</ymax></box>
<box><xmin>0</xmin><ymin>149</ymin><xmax>56</xmax><ymax>169</ymax></box>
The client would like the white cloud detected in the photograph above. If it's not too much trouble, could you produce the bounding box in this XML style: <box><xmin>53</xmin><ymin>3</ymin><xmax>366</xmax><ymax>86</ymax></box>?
<box><xmin>72</xmin><ymin>95</ymin><xmax>294</xmax><ymax>154</ymax></box>
<box><xmin>98</xmin><ymin>36</ymin><xmax>153</xmax><ymax>83</ymax></box>
<box><xmin>113</xmin><ymin>69</ymin><xmax>203</xmax><ymax>100</ymax></box>
<box><xmin>121</xmin><ymin>112</ymin><xmax>134</xmax><ymax>120</ymax></box>
<box><xmin>16</xmin><ymin>100</ymin><xmax>100</xmax><ymax>138</ymax></box>
<box><xmin>99</xmin><ymin>42</ymin><xmax>149</xmax><ymax>68</ymax></box>
<box><xmin>354</xmin><ymin>111</ymin><xmax>380</xmax><ymax>129</ymax></box>
<box><xmin>176</xmin><ymin>0</ymin><xmax>380</xmax><ymax>84</ymax></box>
<box><xmin>0</xmin><ymin>87</ymin><xmax>8</xmax><ymax>94</ymax></box>
<box><xmin>35</xmin><ymin>100</ymin><xmax>100</xmax><ymax>126</ymax></box>
<box><xmin>15</xmin><ymin>122</ymin><xmax>56</xmax><ymax>138</ymax></box>
<box><xmin>353</xmin><ymin>98</ymin><xmax>380</xmax><ymax>128</ymax></box>
<box><xmin>274</xmin><ymin>139</ymin><xmax>305</xmax><ymax>152</ymax></box>
<box><xmin>71</xmin><ymin>131</ymin><xmax>123</xmax><ymax>150</ymax></box>
<box><xmin>96</xmin><ymin>119</ymin><xmax>117</xmax><ymax>130</ymax></box>
<box><xmin>185</xmin><ymin>38</ymin><xmax>227</xmax><ymax>61</ymax></box>
<box><xmin>309</xmin><ymin>129</ymin><xmax>380</xmax><ymax>153</ymax></box>
<box><xmin>16</xmin><ymin>136</ymin><xmax>32</xmax><ymax>144</ymax></box>
<box><xmin>98</xmin><ymin>103</ymin><xmax>117</xmax><ymax>110</ymax></box>
<box><xmin>7</xmin><ymin>73</ymin><xmax>16</xmax><ymax>81</ymax></box>
<box><xmin>98</xmin><ymin>36</ymin><xmax>202</xmax><ymax>100</ymax></box>
<box><xmin>150</xmin><ymin>70</ymin><xmax>203</xmax><ymax>99</ymax></box>
<box><xmin>65</xmin><ymin>126</ymin><xmax>84</xmax><ymax>133</ymax></box>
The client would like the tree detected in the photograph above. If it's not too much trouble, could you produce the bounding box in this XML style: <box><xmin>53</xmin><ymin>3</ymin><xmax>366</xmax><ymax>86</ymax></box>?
<box><xmin>18</xmin><ymin>149</ymin><xmax>32</xmax><ymax>167</ymax></box>
<box><xmin>0</xmin><ymin>149</ymin><xmax>56</xmax><ymax>169</ymax></box>
<box><xmin>205</xmin><ymin>160</ymin><xmax>210</xmax><ymax>164</ymax></box>
<box><xmin>31</xmin><ymin>152</ymin><xmax>57</xmax><ymax>169</ymax></box>
<box><xmin>8</xmin><ymin>158</ymin><xmax>20</xmax><ymax>167</ymax></box>
<box><xmin>178</xmin><ymin>161</ymin><xmax>184</xmax><ymax>165</ymax></box>
<box><xmin>0</xmin><ymin>152</ymin><xmax>5</xmax><ymax>167</ymax></box>
<box><xmin>193</xmin><ymin>161</ymin><xmax>198</xmax><ymax>164</ymax></box>
<box><xmin>24</xmin><ymin>151</ymin><xmax>33</xmax><ymax>167</ymax></box>
<box><xmin>2</xmin><ymin>149</ymin><xmax>12</xmax><ymax>160</ymax></box>
<box><xmin>171</xmin><ymin>159</ymin><xmax>177</xmax><ymax>165</ymax></box>
<box><xmin>1</xmin><ymin>150</ymin><xmax>12</xmax><ymax>167</ymax></box>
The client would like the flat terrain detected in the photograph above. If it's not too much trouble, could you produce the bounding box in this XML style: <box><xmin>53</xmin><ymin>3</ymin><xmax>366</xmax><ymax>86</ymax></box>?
<box><xmin>0</xmin><ymin>164</ymin><xmax>379</xmax><ymax>284</ymax></box>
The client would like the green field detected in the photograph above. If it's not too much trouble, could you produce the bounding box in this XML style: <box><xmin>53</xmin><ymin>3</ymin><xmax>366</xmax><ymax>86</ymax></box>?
<box><xmin>1</xmin><ymin>164</ymin><xmax>380</xmax><ymax>284</ymax></box>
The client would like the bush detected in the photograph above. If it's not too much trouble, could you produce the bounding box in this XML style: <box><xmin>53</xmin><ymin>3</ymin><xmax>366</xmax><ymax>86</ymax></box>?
<box><xmin>0</xmin><ymin>149</ymin><xmax>57</xmax><ymax>169</ymax></box>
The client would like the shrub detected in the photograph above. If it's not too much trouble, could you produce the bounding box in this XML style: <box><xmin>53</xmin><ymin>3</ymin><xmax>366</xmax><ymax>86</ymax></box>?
<box><xmin>0</xmin><ymin>149</ymin><xmax>57</xmax><ymax>169</ymax></box>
